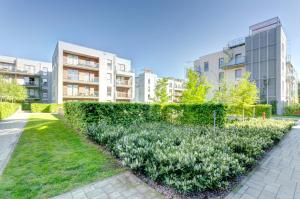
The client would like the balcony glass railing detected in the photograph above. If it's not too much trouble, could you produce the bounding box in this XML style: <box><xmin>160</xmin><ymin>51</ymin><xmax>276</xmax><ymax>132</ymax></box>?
<box><xmin>116</xmin><ymin>92</ymin><xmax>131</xmax><ymax>98</ymax></box>
<box><xmin>0</xmin><ymin>65</ymin><xmax>39</xmax><ymax>75</ymax></box>
<box><xmin>64</xmin><ymin>59</ymin><xmax>99</xmax><ymax>68</ymax></box>
<box><xmin>66</xmin><ymin>76</ymin><xmax>99</xmax><ymax>83</ymax></box>
<box><xmin>24</xmin><ymin>82</ymin><xmax>39</xmax><ymax>86</ymax></box>
<box><xmin>64</xmin><ymin>92</ymin><xmax>99</xmax><ymax>97</ymax></box>
<box><xmin>116</xmin><ymin>80</ymin><xmax>131</xmax><ymax>86</ymax></box>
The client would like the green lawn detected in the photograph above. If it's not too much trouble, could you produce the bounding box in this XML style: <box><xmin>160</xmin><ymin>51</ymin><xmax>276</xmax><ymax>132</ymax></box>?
<box><xmin>0</xmin><ymin>113</ymin><xmax>124</xmax><ymax>199</ymax></box>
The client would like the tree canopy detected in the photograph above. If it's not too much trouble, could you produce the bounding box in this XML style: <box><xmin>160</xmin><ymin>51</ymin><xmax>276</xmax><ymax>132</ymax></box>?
<box><xmin>180</xmin><ymin>68</ymin><xmax>210</xmax><ymax>103</ymax></box>
<box><xmin>155</xmin><ymin>78</ymin><xmax>169</xmax><ymax>104</ymax></box>
<box><xmin>0</xmin><ymin>76</ymin><xmax>27</xmax><ymax>102</ymax></box>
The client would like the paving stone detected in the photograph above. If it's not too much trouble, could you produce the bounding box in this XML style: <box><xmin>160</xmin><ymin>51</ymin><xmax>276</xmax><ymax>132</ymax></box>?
<box><xmin>258</xmin><ymin>190</ymin><xmax>276</xmax><ymax>199</ymax></box>
<box><xmin>51</xmin><ymin>172</ymin><xmax>163</xmax><ymax>199</ymax></box>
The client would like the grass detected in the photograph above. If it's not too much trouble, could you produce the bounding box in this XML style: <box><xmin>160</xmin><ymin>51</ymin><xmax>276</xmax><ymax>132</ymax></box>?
<box><xmin>0</xmin><ymin>113</ymin><xmax>124</xmax><ymax>199</ymax></box>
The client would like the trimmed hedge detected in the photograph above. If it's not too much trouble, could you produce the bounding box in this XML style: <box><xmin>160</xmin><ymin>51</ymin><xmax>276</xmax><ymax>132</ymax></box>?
<box><xmin>64</xmin><ymin>102</ymin><xmax>227</xmax><ymax>130</ymax></box>
<box><xmin>161</xmin><ymin>103</ymin><xmax>226</xmax><ymax>127</ymax></box>
<box><xmin>284</xmin><ymin>104</ymin><xmax>300</xmax><ymax>115</ymax></box>
<box><xmin>64</xmin><ymin>102</ymin><xmax>162</xmax><ymax>131</ymax></box>
<box><xmin>228</xmin><ymin>104</ymin><xmax>272</xmax><ymax>118</ymax></box>
<box><xmin>21</xmin><ymin>102</ymin><xmax>31</xmax><ymax>111</ymax></box>
<box><xmin>0</xmin><ymin>102</ymin><xmax>19</xmax><ymax>119</ymax></box>
<box><xmin>31</xmin><ymin>103</ymin><xmax>61</xmax><ymax>113</ymax></box>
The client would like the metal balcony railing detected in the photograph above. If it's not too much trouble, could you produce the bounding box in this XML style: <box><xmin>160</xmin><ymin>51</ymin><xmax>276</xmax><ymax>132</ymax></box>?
<box><xmin>116</xmin><ymin>92</ymin><xmax>131</xmax><ymax>98</ymax></box>
<box><xmin>64</xmin><ymin>59</ymin><xmax>99</xmax><ymax>68</ymax></box>
<box><xmin>116</xmin><ymin>80</ymin><xmax>131</xmax><ymax>86</ymax></box>
<box><xmin>66</xmin><ymin>76</ymin><xmax>99</xmax><ymax>83</ymax></box>
<box><xmin>0</xmin><ymin>65</ymin><xmax>40</xmax><ymax>75</ymax></box>
<box><xmin>64</xmin><ymin>92</ymin><xmax>99</xmax><ymax>98</ymax></box>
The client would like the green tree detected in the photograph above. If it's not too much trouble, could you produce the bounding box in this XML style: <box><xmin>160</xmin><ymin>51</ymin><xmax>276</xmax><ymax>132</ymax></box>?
<box><xmin>180</xmin><ymin>68</ymin><xmax>210</xmax><ymax>103</ymax></box>
<box><xmin>0</xmin><ymin>75</ymin><xmax>27</xmax><ymax>102</ymax></box>
<box><xmin>155</xmin><ymin>78</ymin><xmax>169</xmax><ymax>104</ymax></box>
<box><xmin>231</xmin><ymin>72</ymin><xmax>259</xmax><ymax>107</ymax></box>
<box><xmin>212</xmin><ymin>80</ymin><xmax>232</xmax><ymax>104</ymax></box>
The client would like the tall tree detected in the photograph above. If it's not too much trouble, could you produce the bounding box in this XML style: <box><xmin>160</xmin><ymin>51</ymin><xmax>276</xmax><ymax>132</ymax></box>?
<box><xmin>230</xmin><ymin>72</ymin><xmax>259</xmax><ymax>107</ymax></box>
<box><xmin>155</xmin><ymin>78</ymin><xmax>169</xmax><ymax>104</ymax></box>
<box><xmin>212</xmin><ymin>80</ymin><xmax>232</xmax><ymax>104</ymax></box>
<box><xmin>0</xmin><ymin>75</ymin><xmax>27</xmax><ymax>102</ymax></box>
<box><xmin>180</xmin><ymin>68</ymin><xmax>210</xmax><ymax>103</ymax></box>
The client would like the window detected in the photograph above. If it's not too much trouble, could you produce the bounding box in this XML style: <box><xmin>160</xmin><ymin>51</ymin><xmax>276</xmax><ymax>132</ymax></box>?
<box><xmin>107</xmin><ymin>87</ymin><xmax>112</xmax><ymax>97</ymax></box>
<box><xmin>169</xmin><ymin>83</ymin><xmax>172</xmax><ymax>88</ymax></box>
<box><xmin>118</xmin><ymin>64</ymin><xmax>125</xmax><ymax>71</ymax></box>
<box><xmin>67</xmin><ymin>84</ymin><xmax>78</xmax><ymax>96</ymax></box>
<box><xmin>235</xmin><ymin>69</ymin><xmax>242</xmax><ymax>80</ymax></box>
<box><xmin>219</xmin><ymin>72</ymin><xmax>224</xmax><ymax>83</ymax></box>
<box><xmin>235</xmin><ymin>54</ymin><xmax>242</xmax><ymax>64</ymax></box>
<box><xmin>204</xmin><ymin>62</ymin><xmax>209</xmax><ymax>72</ymax></box>
<box><xmin>148</xmin><ymin>79</ymin><xmax>150</xmax><ymax>84</ymax></box>
<box><xmin>24</xmin><ymin>65</ymin><xmax>35</xmax><ymax>74</ymax></box>
<box><xmin>107</xmin><ymin>73</ymin><xmax>112</xmax><ymax>84</ymax></box>
<box><xmin>107</xmin><ymin>59</ymin><xmax>112</xmax><ymax>71</ymax></box>
<box><xmin>67</xmin><ymin>54</ymin><xmax>78</xmax><ymax>65</ymax></box>
<box><xmin>42</xmin><ymin>78</ymin><xmax>47</xmax><ymax>86</ymax></box>
<box><xmin>42</xmin><ymin>67</ymin><xmax>48</xmax><ymax>75</ymax></box>
<box><xmin>219</xmin><ymin>58</ymin><xmax>224</xmax><ymax>68</ymax></box>
<box><xmin>43</xmin><ymin>92</ymin><xmax>48</xmax><ymax>98</ymax></box>
<box><xmin>68</xmin><ymin>69</ymin><xmax>78</xmax><ymax>80</ymax></box>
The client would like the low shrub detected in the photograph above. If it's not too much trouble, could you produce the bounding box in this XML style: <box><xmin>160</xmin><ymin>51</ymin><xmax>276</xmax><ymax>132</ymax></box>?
<box><xmin>0</xmin><ymin>102</ymin><xmax>19</xmax><ymax>119</ymax></box>
<box><xmin>21</xmin><ymin>102</ymin><xmax>31</xmax><ymax>111</ymax></box>
<box><xmin>284</xmin><ymin>104</ymin><xmax>300</xmax><ymax>115</ymax></box>
<box><xmin>228</xmin><ymin>104</ymin><xmax>272</xmax><ymax>118</ymax></box>
<box><xmin>31</xmin><ymin>103</ymin><xmax>61</xmax><ymax>113</ymax></box>
<box><xmin>85</xmin><ymin>119</ymin><xmax>293</xmax><ymax>192</ymax></box>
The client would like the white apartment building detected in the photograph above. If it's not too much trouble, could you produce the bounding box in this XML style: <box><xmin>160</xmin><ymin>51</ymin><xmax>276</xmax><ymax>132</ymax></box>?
<box><xmin>0</xmin><ymin>55</ymin><xmax>52</xmax><ymax>102</ymax></box>
<box><xmin>194</xmin><ymin>17</ymin><xmax>298</xmax><ymax>114</ymax></box>
<box><xmin>52</xmin><ymin>41</ymin><xmax>134</xmax><ymax>104</ymax></box>
<box><xmin>135</xmin><ymin>69</ymin><xmax>185</xmax><ymax>103</ymax></box>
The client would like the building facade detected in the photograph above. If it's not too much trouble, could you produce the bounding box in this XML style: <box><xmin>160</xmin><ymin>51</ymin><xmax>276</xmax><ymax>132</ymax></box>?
<box><xmin>0</xmin><ymin>55</ymin><xmax>52</xmax><ymax>102</ymax></box>
<box><xmin>194</xmin><ymin>17</ymin><xmax>298</xmax><ymax>114</ymax></box>
<box><xmin>135</xmin><ymin>69</ymin><xmax>185</xmax><ymax>103</ymax></box>
<box><xmin>52</xmin><ymin>41</ymin><xmax>134</xmax><ymax>104</ymax></box>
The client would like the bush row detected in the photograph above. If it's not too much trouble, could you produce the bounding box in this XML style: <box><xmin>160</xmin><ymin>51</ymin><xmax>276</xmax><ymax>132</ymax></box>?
<box><xmin>86</xmin><ymin>119</ymin><xmax>293</xmax><ymax>192</ymax></box>
<box><xmin>228</xmin><ymin>104</ymin><xmax>272</xmax><ymax>118</ymax></box>
<box><xmin>284</xmin><ymin>104</ymin><xmax>300</xmax><ymax>115</ymax></box>
<box><xmin>64</xmin><ymin>102</ymin><xmax>227</xmax><ymax>129</ymax></box>
<box><xmin>0</xmin><ymin>102</ymin><xmax>19</xmax><ymax>119</ymax></box>
<box><xmin>31</xmin><ymin>103</ymin><xmax>61</xmax><ymax>113</ymax></box>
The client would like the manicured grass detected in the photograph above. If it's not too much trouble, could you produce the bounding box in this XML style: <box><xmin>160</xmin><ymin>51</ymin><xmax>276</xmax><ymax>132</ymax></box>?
<box><xmin>0</xmin><ymin>113</ymin><xmax>124</xmax><ymax>199</ymax></box>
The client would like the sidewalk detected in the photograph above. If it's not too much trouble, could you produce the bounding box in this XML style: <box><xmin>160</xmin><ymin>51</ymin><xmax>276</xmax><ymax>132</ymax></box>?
<box><xmin>226</xmin><ymin>122</ymin><xmax>300</xmax><ymax>199</ymax></box>
<box><xmin>51</xmin><ymin>171</ymin><xmax>164</xmax><ymax>199</ymax></box>
<box><xmin>0</xmin><ymin>111</ymin><xmax>28</xmax><ymax>175</ymax></box>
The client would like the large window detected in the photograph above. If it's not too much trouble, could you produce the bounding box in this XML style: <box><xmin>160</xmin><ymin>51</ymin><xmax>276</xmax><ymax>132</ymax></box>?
<box><xmin>107</xmin><ymin>59</ymin><xmax>112</xmax><ymax>71</ymax></box>
<box><xmin>67</xmin><ymin>84</ymin><xmax>78</xmax><ymax>96</ymax></box>
<box><xmin>204</xmin><ymin>62</ymin><xmax>209</xmax><ymax>72</ymax></box>
<box><xmin>67</xmin><ymin>54</ymin><xmax>78</xmax><ymax>65</ymax></box>
<box><xmin>42</xmin><ymin>67</ymin><xmax>48</xmax><ymax>76</ymax></box>
<box><xmin>107</xmin><ymin>73</ymin><xmax>112</xmax><ymax>84</ymax></box>
<box><xmin>219</xmin><ymin>58</ymin><xmax>224</xmax><ymax>68</ymax></box>
<box><xmin>235</xmin><ymin>69</ymin><xmax>242</xmax><ymax>80</ymax></box>
<box><xmin>235</xmin><ymin>54</ymin><xmax>242</xmax><ymax>64</ymax></box>
<box><xmin>24</xmin><ymin>65</ymin><xmax>35</xmax><ymax>74</ymax></box>
<box><xmin>107</xmin><ymin>87</ymin><xmax>112</xmax><ymax>97</ymax></box>
<box><xmin>118</xmin><ymin>64</ymin><xmax>126</xmax><ymax>71</ymax></box>
<box><xmin>68</xmin><ymin>69</ymin><xmax>79</xmax><ymax>80</ymax></box>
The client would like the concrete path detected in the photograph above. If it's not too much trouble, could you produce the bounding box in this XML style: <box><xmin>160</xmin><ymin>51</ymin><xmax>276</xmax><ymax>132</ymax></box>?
<box><xmin>51</xmin><ymin>171</ymin><xmax>164</xmax><ymax>199</ymax></box>
<box><xmin>226</xmin><ymin>122</ymin><xmax>300</xmax><ymax>199</ymax></box>
<box><xmin>0</xmin><ymin>111</ymin><xmax>28</xmax><ymax>175</ymax></box>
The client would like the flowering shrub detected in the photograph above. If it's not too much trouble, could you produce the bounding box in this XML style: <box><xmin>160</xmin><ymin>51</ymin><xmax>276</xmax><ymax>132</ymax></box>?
<box><xmin>86</xmin><ymin>119</ymin><xmax>293</xmax><ymax>192</ymax></box>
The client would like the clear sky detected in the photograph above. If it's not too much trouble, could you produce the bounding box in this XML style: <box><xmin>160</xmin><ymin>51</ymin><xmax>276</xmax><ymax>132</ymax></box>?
<box><xmin>0</xmin><ymin>0</ymin><xmax>299</xmax><ymax>79</ymax></box>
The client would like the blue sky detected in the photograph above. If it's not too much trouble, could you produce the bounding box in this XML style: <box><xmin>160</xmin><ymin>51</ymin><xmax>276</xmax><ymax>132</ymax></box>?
<box><xmin>0</xmin><ymin>0</ymin><xmax>299</xmax><ymax>79</ymax></box>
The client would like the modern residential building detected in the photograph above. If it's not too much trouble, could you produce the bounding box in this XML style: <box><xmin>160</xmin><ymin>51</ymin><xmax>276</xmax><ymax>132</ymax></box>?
<box><xmin>52</xmin><ymin>41</ymin><xmax>134</xmax><ymax>104</ymax></box>
<box><xmin>194</xmin><ymin>17</ymin><xmax>298</xmax><ymax>114</ymax></box>
<box><xmin>0</xmin><ymin>55</ymin><xmax>52</xmax><ymax>102</ymax></box>
<box><xmin>135</xmin><ymin>68</ymin><xmax>185</xmax><ymax>103</ymax></box>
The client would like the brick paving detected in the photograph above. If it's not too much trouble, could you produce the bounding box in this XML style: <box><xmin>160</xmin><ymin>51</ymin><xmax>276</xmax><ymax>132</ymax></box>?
<box><xmin>226</xmin><ymin>122</ymin><xmax>300</xmax><ymax>199</ymax></box>
<box><xmin>51</xmin><ymin>171</ymin><xmax>164</xmax><ymax>199</ymax></box>
<box><xmin>0</xmin><ymin>111</ymin><xmax>28</xmax><ymax>175</ymax></box>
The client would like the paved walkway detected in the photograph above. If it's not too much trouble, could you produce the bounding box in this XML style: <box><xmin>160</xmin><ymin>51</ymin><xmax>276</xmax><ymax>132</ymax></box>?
<box><xmin>226</xmin><ymin>122</ymin><xmax>300</xmax><ymax>199</ymax></box>
<box><xmin>0</xmin><ymin>111</ymin><xmax>28</xmax><ymax>175</ymax></box>
<box><xmin>51</xmin><ymin>171</ymin><xmax>164</xmax><ymax>199</ymax></box>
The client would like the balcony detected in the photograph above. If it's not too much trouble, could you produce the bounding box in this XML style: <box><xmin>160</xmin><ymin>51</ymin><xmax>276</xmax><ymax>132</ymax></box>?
<box><xmin>0</xmin><ymin>65</ymin><xmax>40</xmax><ymax>76</ymax></box>
<box><xmin>116</xmin><ymin>92</ymin><xmax>132</xmax><ymax>99</ymax></box>
<box><xmin>116</xmin><ymin>69</ymin><xmax>134</xmax><ymax>77</ymax></box>
<box><xmin>63</xmin><ymin>59</ymin><xmax>99</xmax><ymax>71</ymax></box>
<box><xmin>116</xmin><ymin>79</ymin><xmax>132</xmax><ymax>87</ymax></box>
<box><xmin>24</xmin><ymin>82</ymin><xmax>39</xmax><ymax>87</ymax></box>
<box><xmin>221</xmin><ymin>56</ymin><xmax>245</xmax><ymax>70</ymax></box>
<box><xmin>63</xmin><ymin>92</ymin><xmax>99</xmax><ymax>99</ymax></box>
<box><xmin>63</xmin><ymin>76</ymin><xmax>99</xmax><ymax>85</ymax></box>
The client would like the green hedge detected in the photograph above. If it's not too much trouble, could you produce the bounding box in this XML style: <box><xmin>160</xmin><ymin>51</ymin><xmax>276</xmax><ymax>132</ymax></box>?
<box><xmin>21</xmin><ymin>102</ymin><xmax>31</xmax><ymax>111</ymax></box>
<box><xmin>64</xmin><ymin>102</ymin><xmax>162</xmax><ymax>131</ymax></box>
<box><xmin>0</xmin><ymin>102</ymin><xmax>19</xmax><ymax>120</ymax></box>
<box><xmin>64</xmin><ymin>102</ymin><xmax>227</xmax><ymax>130</ymax></box>
<box><xmin>228</xmin><ymin>104</ymin><xmax>272</xmax><ymax>118</ymax></box>
<box><xmin>161</xmin><ymin>103</ymin><xmax>226</xmax><ymax>127</ymax></box>
<box><xmin>31</xmin><ymin>103</ymin><xmax>61</xmax><ymax>113</ymax></box>
<box><xmin>284</xmin><ymin>104</ymin><xmax>300</xmax><ymax>115</ymax></box>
